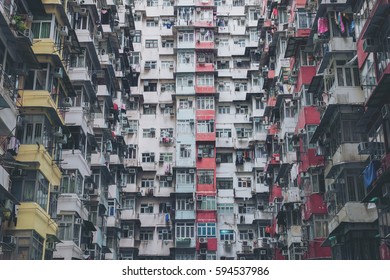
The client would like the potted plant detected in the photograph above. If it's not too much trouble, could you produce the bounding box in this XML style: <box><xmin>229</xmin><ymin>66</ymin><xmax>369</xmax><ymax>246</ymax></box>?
<box><xmin>11</xmin><ymin>15</ymin><xmax>27</xmax><ymax>33</ymax></box>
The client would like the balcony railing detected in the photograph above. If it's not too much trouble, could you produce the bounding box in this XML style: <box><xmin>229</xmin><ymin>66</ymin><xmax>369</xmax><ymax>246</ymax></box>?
<box><xmin>0</xmin><ymin>64</ymin><xmax>16</xmax><ymax>101</ymax></box>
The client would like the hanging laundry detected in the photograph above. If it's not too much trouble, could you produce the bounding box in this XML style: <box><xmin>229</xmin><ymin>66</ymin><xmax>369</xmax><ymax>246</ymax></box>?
<box><xmin>317</xmin><ymin>17</ymin><xmax>329</xmax><ymax>34</ymax></box>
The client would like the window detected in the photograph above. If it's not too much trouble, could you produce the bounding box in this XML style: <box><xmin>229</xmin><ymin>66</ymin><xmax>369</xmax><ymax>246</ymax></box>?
<box><xmin>235</xmin><ymin>105</ymin><xmax>249</xmax><ymax>114</ymax></box>
<box><xmin>141</xmin><ymin>178</ymin><xmax>154</xmax><ymax>188</ymax></box>
<box><xmin>312</xmin><ymin>214</ymin><xmax>328</xmax><ymax>239</ymax></box>
<box><xmin>147</xmin><ymin>0</ymin><xmax>158</xmax><ymax>6</ymax></box>
<box><xmin>233</xmin><ymin>0</ymin><xmax>244</xmax><ymax>6</ymax></box>
<box><xmin>145</xmin><ymin>39</ymin><xmax>158</xmax><ymax>48</ymax></box>
<box><xmin>197</xmin><ymin>120</ymin><xmax>214</xmax><ymax>133</ymax></box>
<box><xmin>238</xmin><ymin>203</ymin><xmax>255</xmax><ymax>214</ymax></box>
<box><xmin>179</xmin><ymin>144</ymin><xmax>192</xmax><ymax>158</ymax></box>
<box><xmin>158</xmin><ymin>228</ymin><xmax>172</xmax><ymax>240</ymax></box>
<box><xmin>161</xmin><ymin>61</ymin><xmax>174</xmax><ymax>69</ymax></box>
<box><xmin>236</xmin><ymin>127</ymin><xmax>253</xmax><ymax>138</ymax></box>
<box><xmin>217</xmin><ymin>178</ymin><xmax>233</xmax><ymax>189</ymax></box>
<box><xmin>122</xmin><ymin>223</ymin><xmax>134</xmax><ymax>238</ymax></box>
<box><xmin>197</xmin><ymin>170</ymin><xmax>214</xmax><ymax>184</ymax></box>
<box><xmin>177</xmin><ymin>120</ymin><xmax>193</xmax><ymax>134</ymax></box>
<box><xmin>217</xmin><ymin>203</ymin><xmax>234</xmax><ymax>213</ymax></box>
<box><xmin>140</xmin><ymin>204</ymin><xmax>154</xmax><ymax>214</ymax></box>
<box><xmin>336</xmin><ymin>65</ymin><xmax>360</xmax><ymax>87</ymax></box>
<box><xmin>295</xmin><ymin>11</ymin><xmax>314</xmax><ymax>29</ymax></box>
<box><xmin>32</xmin><ymin>14</ymin><xmax>53</xmax><ymax>39</ymax></box>
<box><xmin>238</xmin><ymin>177</ymin><xmax>252</xmax><ymax>188</ymax></box>
<box><xmin>133</xmin><ymin>31</ymin><xmax>141</xmax><ymax>43</ymax></box>
<box><xmin>143</xmin><ymin>128</ymin><xmax>155</xmax><ymax>138</ymax></box>
<box><xmin>197</xmin><ymin>97</ymin><xmax>214</xmax><ymax>109</ymax></box>
<box><xmin>197</xmin><ymin>223</ymin><xmax>216</xmax><ymax>237</ymax></box>
<box><xmin>178</xmin><ymin>31</ymin><xmax>194</xmax><ymax>42</ymax></box>
<box><xmin>159</xmin><ymin>153</ymin><xmax>173</xmax><ymax>163</ymax></box>
<box><xmin>178</xmin><ymin>52</ymin><xmax>194</xmax><ymax>64</ymax></box>
<box><xmin>177</xmin><ymin>170</ymin><xmax>194</xmax><ymax>185</ymax></box>
<box><xmin>144</xmin><ymin>82</ymin><xmax>157</xmax><ymax>91</ymax></box>
<box><xmin>142</xmin><ymin>152</ymin><xmax>155</xmax><ymax>163</ymax></box>
<box><xmin>198</xmin><ymin>144</ymin><xmax>214</xmax><ymax>158</ymax></box>
<box><xmin>216</xmin><ymin>153</ymin><xmax>233</xmax><ymax>163</ymax></box>
<box><xmin>218</xmin><ymin>106</ymin><xmax>230</xmax><ymax>114</ymax></box>
<box><xmin>177</xmin><ymin>198</ymin><xmax>195</xmax><ymax>210</ymax></box>
<box><xmin>162</xmin><ymin>39</ymin><xmax>174</xmax><ymax>48</ymax></box>
<box><xmin>239</xmin><ymin>229</ymin><xmax>254</xmax><ymax>240</ymax></box>
<box><xmin>197</xmin><ymin>195</ymin><xmax>216</xmax><ymax>210</ymax></box>
<box><xmin>176</xmin><ymin>222</ymin><xmax>195</xmax><ymax>238</ymax></box>
<box><xmin>162</xmin><ymin>0</ymin><xmax>173</xmax><ymax>6</ymax></box>
<box><xmin>161</xmin><ymin>83</ymin><xmax>175</xmax><ymax>92</ymax></box>
<box><xmin>177</xmin><ymin>75</ymin><xmax>194</xmax><ymax>87</ymax></box>
<box><xmin>234</xmin><ymin>82</ymin><xmax>248</xmax><ymax>91</ymax></box>
<box><xmin>143</xmin><ymin>105</ymin><xmax>157</xmax><ymax>114</ymax></box>
<box><xmin>122</xmin><ymin>197</ymin><xmax>135</xmax><ymax>210</ymax></box>
<box><xmin>341</xmin><ymin>120</ymin><xmax>366</xmax><ymax>142</ymax></box>
<box><xmin>144</xmin><ymin>61</ymin><xmax>157</xmax><ymax>69</ymax></box>
<box><xmin>178</xmin><ymin>98</ymin><xmax>193</xmax><ymax>109</ymax></box>
<box><xmin>108</xmin><ymin>200</ymin><xmax>116</xmax><ymax>216</ymax></box>
<box><xmin>139</xmin><ymin>230</ymin><xmax>154</xmax><ymax>240</ymax></box>
<box><xmin>146</xmin><ymin>20</ymin><xmax>158</xmax><ymax>27</ymax></box>
<box><xmin>220</xmin><ymin>230</ymin><xmax>234</xmax><ymax>241</ymax></box>
<box><xmin>159</xmin><ymin>202</ymin><xmax>172</xmax><ymax>213</ymax></box>
<box><xmin>197</xmin><ymin>74</ymin><xmax>214</xmax><ymax>86</ymax></box>
<box><xmin>255</xmin><ymin>99</ymin><xmax>264</xmax><ymax>110</ymax></box>
<box><xmin>216</xmin><ymin>128</ymin><xmax>232</xmax><ymax>138</ymax></box>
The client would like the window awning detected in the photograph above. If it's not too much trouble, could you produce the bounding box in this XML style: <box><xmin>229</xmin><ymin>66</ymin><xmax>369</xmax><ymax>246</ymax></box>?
<box><xmin>284</xmin><ymin>37</ymin><xmax>307</xmax><ymax>58</ymax></box>
<box><xmin>0</xmin><ymin>185</ymin><xmax>20</xmax><ymax>205</ymax></box>
<box><xmin>83</xmin><ymin>220</ymin><xmax>97</xmax><ymax>232</ymax></box>
<box><xmin>307</xmin><ymin>75</ymin><xmax>324</xmax><ymax>96</ymax></box>
<box><xmin>46</xmin><ymin>234</ymin><xmax>62</xmax><ymax>244</ymax></box>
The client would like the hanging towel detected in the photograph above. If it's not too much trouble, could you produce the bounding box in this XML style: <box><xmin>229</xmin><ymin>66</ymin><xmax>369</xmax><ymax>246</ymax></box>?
<box><xmin>317</xmin><ymin>17</ymin><xmax>329</xmax><ymax>34</ymax></box>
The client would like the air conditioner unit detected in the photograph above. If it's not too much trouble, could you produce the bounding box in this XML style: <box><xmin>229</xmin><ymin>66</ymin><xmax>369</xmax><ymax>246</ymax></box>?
<box><xmin>79</xmin><ymin>8</ymin><xmax>87</xmax><ymax>15</ymax></box>
<box><xmin>269</xmin><ymin>202</ymin><xmax>274</xmax><ymax>207</ymax></box>
<box><xmin>240</xmin><ymin>257</ymin><xmax>246</xmax><ymax>260</ymax></box>
<box><xmin>242</xmin><ymin>241</ymin><xmax>248</xmax><ymax>246</ymax></box>
<box><xmin>169</xmin><ymin>64</ymin><xmax>174</xmax><ymax>70</ymax></box>
<box><xmin>189</xmin><ymin>169</ymin><xmax>195</xmax><ymax>173</ymax></box>
<box><xmin>129</xmin><ymin>97</ymin><xmax>135</xmax><ymax>102</ymax></box>
<box><xmin>75</xmin><ymin>218</ymin><xmax>83</xmax><ymax>224</ymax></box>
<box><xmin>129</xmin><ymin>169</ymin><xmax>136</xmax><ymax>173</ymax></box>
<box><xmin>197</xmin><ymin>195</ymin><xmax>203</xmax><ymax>201</ymax></box>
<box><xmin>166</xmin><ymin>176</ymin><xmax>173</xmax><ymax>181</ymax></box>
<box><xmin>216</xmin><ymin>157</ymin><xmax>221</xmax><ymax>163</ymax></box>
<box><xmin>154</xmin><ymin>17</ymin><xmax>159</xmax><ymax>23</ymax></box>
<box><xmin>261</xmin><ymin>96</ymin><xmax>267</xmax><ymax>102</ymax></box>
<box><xmin>63</xmin><ymin>97</ymin><xmax>73</xmax><ymax>107</ymax></box>
<box><xmin>199</xmin><ymin>237</ymin><xmax>207</xmax><ymax>243</ymax></box>
<box><xmin>3</xmin><ymin>235</ymin><xmax>16</xmax><ymax>245</ymax></box>
<box><xmin>199</xmin><ymin>248</ymin><xmax>207</xmax><ymax>254</ymax></box>
<box><xmin>260</xmin><ymin>249</ymin><xmax>267</xmax><ymax>255</ymax></box>
<box><xmin>196</xmin><ymin>7</ymin><xmax>201</xmax><ymax>13</ymax></box>
<box><xmin>60</xmin><ymin>26</ymin><xmax>68</xmax><ymax>36</ymax></box>
<box><xmin>381</xmin><ymin>104</ymin><xmax>390</xmax><ymax>119</ymax></box>
<box><xmin>282</xmin><ymin>249</ymin><xmax>288</xmax><ymax>256</ymax></box>
<box><xmin>200</xmin><ymin>28</ymin><xmax>206</xmax><ymax>34</ymax></box>
<box><xmin>54</xmin><ymin>67</ymin><xmax>63</xmax><ymax>78</ymax></box>
<box><xmin>224</xmin><ymin>240</ymin><xmax>232</xmax><ymax>246</ymax></box>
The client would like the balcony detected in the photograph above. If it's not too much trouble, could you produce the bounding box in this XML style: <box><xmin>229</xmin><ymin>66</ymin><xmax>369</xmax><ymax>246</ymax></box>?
<box><xmin>325</xmin><ymin>143</ymin><xmax>368</xmax><ymax>178</ymax></box>
<box><xmin>18</xmin><ymin>90</ymin><xmax>65</xmax><ymax>125</ymax></box>
<box><xmin>195</xmin><ymin>85</ymin><xmax>215</xmax><ymax>94</ymax></box>
<box><xmin>176</xmin><ymin>182</ymin><xmax>195</xmax><ymax>193</ymax></box>
<box><xmin>177</xmin><ymin>40</ymin><xmax>196</xmax><ymax>49</ymax></box>
<box><xmin>64</xmin><ymin>107</ymin><xmax>90</xmax><ymax>134</ymax></box>
<box><xmin>93</xmin><ymin>113</ymin><xmax>109</xmax><ymax>129</ymax></box>
<box><xmin>109</xmin><ymin>153</ymin><xmax>124</xmax><ymax>166</ymax></box>
<box><xmin>195</xmin><ymin>41</ymin><xmax>215</xmax><ymax>49</ymax></box>
<box><xmin>11</xmin><ymin>202</ymin><xmax>58</xmax><ymax>238</ymax></box>
<box><xmin>195</xmin><ymin>62</ymin><xmax>215</xmax><ymax>72</ymax></box>
<box><xmin>138</xmin><ymin>239</ymin><xmax>172</xmax><ymax>257</ymax></box>
<box><xmin>237</xmin><ymin>213</ymin><xmax>255</xmax><ymax>224</ymax></box>
<box><xmin>119</xmin><ymin>238</ymin><xmax>137</xmax><ymax>249</ymax></box>
<box><xmin>120</xmin><ymin>209</ymin><xmax>139</xmax><ymax>220</ymax></box>
<box><xmin>287</xmin><ymin>226</ymin><xmax>302</xmax><ymax>247</ymax></box>
<box><xmin>196</xmin><ymin>131</ymin><xmax>216</xmax><ymax>141</ymax></box>
<box><xmin>328</xmin><ymin>202</ymin><xmax>378</xmax><ymax>235</ymax></box>
<box><xmin>15</xmin><ymin>144</ymin><xmax>61</xmax><ymax>186</ymax></box>
<box><xmin>57</xmin><ymin>194</ymin><xmax>88</xmax><ymax>220</ymax></box>
<box><xmin>54</xmin><ymin>240</ymin><xmax>83</xmax><ymax>260</ymax></box>
<box><xmin>139</xmin><ymin>213</ymin><xmax>168</xmax><ymax>227</ymax></box>
<box><xmin>62</xmin><ymin>150</ymin><xmax>91</xmax><ymax>178</ymax></box>
<box><xmin>175</xmin><ymin>210</ymin><xmax>196</xmax><ymax>220</ymax></box>
<box><xmin>107</xmin><ymin>215</ymin><xmax>120</xmax><ymax>228</ymax></box>
<box><xmin>175</xmin><ymin>237</ymin><xmax>196</xmax><ymax>248</ymax></box>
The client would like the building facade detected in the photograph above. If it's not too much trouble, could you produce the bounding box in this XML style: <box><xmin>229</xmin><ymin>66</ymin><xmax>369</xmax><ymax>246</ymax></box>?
<box><xmin>0</xmin><ymin>0</ymin><xmax>389</xmax><ymax>260</ymax></box>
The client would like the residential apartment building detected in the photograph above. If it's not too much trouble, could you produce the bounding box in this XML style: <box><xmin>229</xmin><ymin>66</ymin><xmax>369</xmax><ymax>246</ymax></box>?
<box><xmin>0</xmin><ymin>0</ymin><xmax>389</xmax><ymax>260</ymax></box>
